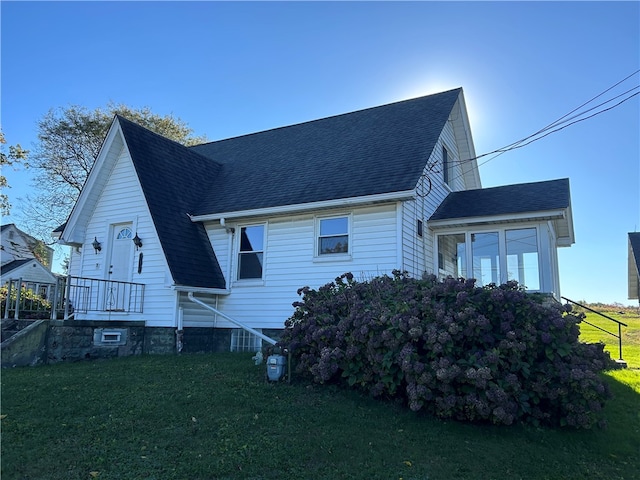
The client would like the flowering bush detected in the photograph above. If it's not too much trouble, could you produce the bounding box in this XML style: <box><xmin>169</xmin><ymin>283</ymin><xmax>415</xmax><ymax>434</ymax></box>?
<box><xmin>279</xmin><ymin>272</ymin><xmax>616</xmax><ymax>429</ymax></box>
<box><xmin>0</xmin><ymin>285</ymin><xmax>51</xmax><ymax>319</ymax></box>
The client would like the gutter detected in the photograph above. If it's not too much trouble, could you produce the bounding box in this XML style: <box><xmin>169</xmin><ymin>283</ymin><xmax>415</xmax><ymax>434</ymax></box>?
<box><xmin>428</xmin><ymin>209</ymin><xmax>567</xmax><ymax>230</ymax></box>
<box><xmin>188</xmin><ymin>190</ymin><xmax>416</xmax><ymax>223</ymax></box>
<box><xmin>172</xmin><ymin>285</ymin><xmax>230</xmax><ymax>295</ymax></box>
<box><xmin>187</xmin><ymin>292</ymin><xmax>277</xmax><ymax>346</ymax></box>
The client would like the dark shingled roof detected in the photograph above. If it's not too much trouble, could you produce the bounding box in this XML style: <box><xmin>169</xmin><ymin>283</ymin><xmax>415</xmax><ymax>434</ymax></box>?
<box><xmin>429</xmin><ymin>178</ymin><xmax>571</xmax><ymax>221</ymax></box>
<box><xmin>114</xmin><ymin>90</ymin><xmax>462</xmax><ymax>288</ymax></box>
<box><xmin>189</xmin><ymin>88</ymin><xmax>462</xmax><ymax>215</ymax></box>
<box><xmin>630</xmin><ymin>232</ymin><xmax>640</xmax><ymax>275</ymax></box>
<box><xmin>1</xmin><ymin>259</ymin><xmax>34</xmax><ymax>275</ymax></box>
<box><xmin>117</xmin><ymin>115</ymin><xmax>226</xmax><ymax>289</ymax></box>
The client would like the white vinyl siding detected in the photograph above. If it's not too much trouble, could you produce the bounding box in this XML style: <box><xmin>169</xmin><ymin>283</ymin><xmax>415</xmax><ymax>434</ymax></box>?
<box><xmin>191</xmin><ymin>204</ymin><xmax>399</xmax><ymax>329</ymax></box>
<box><xmin>71</xmin><ymin>146</ymin><xmax>177</xmax><ymax>326</ymax></box>
<box><xmin>401</xmin><ymin>120</ymin><xmax>466</xmax><ymax>278</ymax></box>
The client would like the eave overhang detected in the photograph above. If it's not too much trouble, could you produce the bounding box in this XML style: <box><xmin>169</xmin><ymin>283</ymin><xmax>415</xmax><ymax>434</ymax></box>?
<box><xmin>57</xmin><ymin>118</ymin><xmax>127</xmax><ymax>247</ymax></box>
<box><xmin>428</xmin><ymin>207</ymin><xmax>575</xmax><ymax>246</ymax></box>
<box><xmin>189</xmin><ymin>190</ymin><xmax>415</xmax><ymax>223</ymax></box>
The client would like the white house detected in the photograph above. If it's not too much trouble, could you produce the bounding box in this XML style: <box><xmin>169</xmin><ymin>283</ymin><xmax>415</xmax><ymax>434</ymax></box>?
<box><xmin>56</xmin><ymin>88</ymin><xmax>575</xmax><ymax>353</ymax></box>
<box><xmin>1</xmin><ymin>224</ymin><xmax>56</xmax><ymax>285</ymax></box>
<box><xmin>628</xmin><ymin>232</ymin><xmax>640</xmax><ymax>301</ymax></box>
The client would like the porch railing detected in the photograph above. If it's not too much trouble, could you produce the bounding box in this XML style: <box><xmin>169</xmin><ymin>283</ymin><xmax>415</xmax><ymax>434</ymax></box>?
<box><xmin>64</xmin><ymin>276</ymin><xmax>145</xmax><ymax>317</ymax></box>
<box><xmin>2</xmin><ymin>276</ymin><xmax>145</xmax><ymax>320</ymax></box>
<box><xmin>2</xmin><ymin>278</ymin><xmax>61</xmax><ymax>320</ymax></box>
<box><xmin>562</xmin><ymin>296</ymin><xmax>627</xmax><ymax>361</ymax></box>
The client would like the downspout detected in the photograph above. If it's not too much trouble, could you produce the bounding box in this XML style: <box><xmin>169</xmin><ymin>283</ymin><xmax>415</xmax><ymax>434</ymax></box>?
<box><xmin>176</xmin><ymin>306</ymin><xmax>184</xmax><ymax>353</ymax></box>
<box><xmin>187</xmin><ymin>292</ymin><xmax>277</xmax><ymax>346</ymax></box>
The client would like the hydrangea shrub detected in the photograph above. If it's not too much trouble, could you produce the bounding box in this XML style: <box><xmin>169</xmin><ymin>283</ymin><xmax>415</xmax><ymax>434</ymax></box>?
<box><xmin>279</xmin><ymin>272</ymin><xmax>616</xmax><ymax>429</ymax></box>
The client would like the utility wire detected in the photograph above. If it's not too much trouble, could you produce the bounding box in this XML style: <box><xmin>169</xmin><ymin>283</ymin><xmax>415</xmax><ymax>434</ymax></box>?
<box><xmin>441</xmin><ymin>70</ymin><xmax>640</xmax><ymax>183</ymax></box>
<box><xmin>493</xmin><ymin>69</ymin><xmax>640</xmax><ymax>154</ymax></box>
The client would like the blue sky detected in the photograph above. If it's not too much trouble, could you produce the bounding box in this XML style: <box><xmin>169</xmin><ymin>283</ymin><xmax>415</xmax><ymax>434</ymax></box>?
<box><xmin>2</xmin><ymin>1</ymin><xmax>639</xmax><ymax>305</ymax></box>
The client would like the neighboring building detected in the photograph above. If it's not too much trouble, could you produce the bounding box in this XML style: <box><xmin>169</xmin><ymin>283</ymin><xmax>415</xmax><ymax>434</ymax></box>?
<box><xmin>1</xmin><ymin>258</ymin><xmax>57</xmax><ymax>286</ymax></box>
<box><xmin>1</xmin><ymin>224</ymin><xmax>54</xmax><ymax>268</ymax></box>
<box><xmin>628</xmin><ymin>232</ymin><xmax>640</xmax><ymax>301</ymax></box>
<box><xmin>1</xmin><ymin>224</ymin><xmax>56</xmax><ymax>285</ymax></box>
<box><xmin>55</xmin><ymin>88</ymin><xmax>575</xmax><ymax>352</ymax></box>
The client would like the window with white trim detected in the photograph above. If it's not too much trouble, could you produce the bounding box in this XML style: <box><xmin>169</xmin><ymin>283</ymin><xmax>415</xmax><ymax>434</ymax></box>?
<box><xmin>506</xmin><ymin>228</ymin><xmax>540</xmax><ymax>290</ymax></box>
<box><xmin>317</xmin><ymin>216</ymin><xmax>349</xmax><ymax>255</ymax></box>
<box><xmin>443</xmin><ymin>145</ymin><xmax>450</xmax><ymax>186</ymax></box>
<box><xmin>238</xmin><ymin>225</ymin><xmax>265</xmax><ymax>280</ymax></box>
<box><xmin>437</xmin><ymin>227</ymin><xmax>541</xmax><ymax>291</ymax></box>
<box><xmin>230</xmin><ymin>329</ymin><xmax>262</xmax><ymax>352</ymax></box>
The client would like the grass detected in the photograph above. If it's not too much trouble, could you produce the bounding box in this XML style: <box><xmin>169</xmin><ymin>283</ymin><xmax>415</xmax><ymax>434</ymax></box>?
<box><xmin>2</xmin><ymin>351</ymin><xmax>639</xmax><ymax>480</ymax></box>
<box><xmin>577</xmin><ymin>307</ymin><xmax>640</xmax><ymax>369</ymax></box>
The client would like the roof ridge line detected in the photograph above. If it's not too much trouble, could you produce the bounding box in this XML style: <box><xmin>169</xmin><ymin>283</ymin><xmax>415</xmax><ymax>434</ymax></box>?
<box><xmin>190</xmin><ymin>88</ymin><xmax>463</xmax><ymax>148</ymax></box>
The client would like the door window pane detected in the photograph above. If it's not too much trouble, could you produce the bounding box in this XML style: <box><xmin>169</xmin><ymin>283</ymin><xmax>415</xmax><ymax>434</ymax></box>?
<box><xmin>472</xmin><ymin>232</ymin><xmax>499</xmax><ymax>286</ymax></box>
<box><xmin>506</xmin><ymin>228</ymin><xmax>540</xmax><ymax>290</ymax></box>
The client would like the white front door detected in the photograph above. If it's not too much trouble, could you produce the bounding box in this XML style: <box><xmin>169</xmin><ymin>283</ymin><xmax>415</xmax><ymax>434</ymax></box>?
<box><xmin>105</xmin><ymin>224</ymin><xmax>133</xmax><ymax>311</ymax></box>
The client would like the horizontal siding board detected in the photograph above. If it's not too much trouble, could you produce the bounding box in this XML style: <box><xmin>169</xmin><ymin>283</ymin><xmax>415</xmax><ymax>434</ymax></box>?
<box><xmin>73</xmin><ymin>149</ymin><xmax>177</xmax><ymax>327</ymax></box>
<box><xmin>186</xmin><ymin>204</ymin><xmax>399</xmax><ymax>329</ymax></box>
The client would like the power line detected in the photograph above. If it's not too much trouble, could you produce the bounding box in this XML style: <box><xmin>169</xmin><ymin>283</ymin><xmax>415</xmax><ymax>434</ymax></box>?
<box><xmin>494</xmin><ymin>70</ymin><xmax>640</xmax><ymax>154</ymax></box>
<box><xmin>440</xmin><ymin>70</ymin><xmax>640</xmax><ymax>184</ymax></box>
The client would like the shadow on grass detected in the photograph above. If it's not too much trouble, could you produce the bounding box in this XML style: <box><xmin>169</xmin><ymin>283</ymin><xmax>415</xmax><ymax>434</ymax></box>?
<box><xmin>1</xmin><ymin>354</ymin><xmax>639</xmax><ymax>480</ymax></box>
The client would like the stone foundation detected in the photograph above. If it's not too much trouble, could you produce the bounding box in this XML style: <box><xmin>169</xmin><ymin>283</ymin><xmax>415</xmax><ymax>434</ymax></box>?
<box><xmin>31</xmin><ymin>320</ymin><xmax>282</xmax><ymax>363</ymax></box>
<box><xmin>3</xmin><ymin>321</ymin><xmax>285</xmax><ymax>366</ymax></box>
<box><xmin>47</xmin><ymin>320</ymin><xmax>147</xmax><ymax>363</ymax></box>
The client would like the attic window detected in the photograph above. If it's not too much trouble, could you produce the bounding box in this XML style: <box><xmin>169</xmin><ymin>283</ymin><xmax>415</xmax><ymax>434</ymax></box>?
<box><xmin>443</xmin><ymin>145</ymin><xmax>450</xmax><ymax>186</ymax></box>
<box><xmin>417</xmin><ymin>219</ymin><xmax>424</xmax><ymax>237</ymax></box>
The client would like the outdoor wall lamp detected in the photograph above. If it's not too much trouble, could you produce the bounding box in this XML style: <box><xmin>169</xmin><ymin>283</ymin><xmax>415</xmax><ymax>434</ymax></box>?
<box><xmin>133</xmin><ymin>232</ymin><xmax>143</xmax><ymax>250</ymax></box>
<box><xmin>92</xmin><ymin>237</ymin><xmax>102</xmax><ymax>254</ymax></box>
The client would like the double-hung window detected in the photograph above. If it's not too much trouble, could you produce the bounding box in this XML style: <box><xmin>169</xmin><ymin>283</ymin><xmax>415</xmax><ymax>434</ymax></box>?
<box><xmin>318</xmin><ymin>216</ymin><xmax>349</xmax><ymax>255</ymax></box>
<box><xmin>238</xmin><ymin>225</ymin><xmax>265</xmax><ymax>280</ymax></box>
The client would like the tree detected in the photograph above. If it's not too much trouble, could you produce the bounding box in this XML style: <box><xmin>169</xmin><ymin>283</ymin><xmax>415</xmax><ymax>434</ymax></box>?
<box><xmin>19</xmin><ymin>103</ymin><xmax>207</xmax><ymax>241</ymax></box>
<box><xmin>0</xmin><ymin>130</ymin><xmax>29</xmax><ymax>216</ymax></box>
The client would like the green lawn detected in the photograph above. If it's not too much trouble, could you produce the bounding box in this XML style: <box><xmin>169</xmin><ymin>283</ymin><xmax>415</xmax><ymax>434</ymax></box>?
<box><xmin>2</xmin><ymin>351</ymin><xmax>639</xmax><ymax>480</ymax></box>
<box><xmin>578</xmin><ymin>308</ymin><xmax>640</xmax><ymax>369</ymax></box>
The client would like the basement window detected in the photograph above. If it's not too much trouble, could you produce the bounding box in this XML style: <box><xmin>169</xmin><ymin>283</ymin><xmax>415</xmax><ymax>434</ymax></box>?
<box><xmin>230</xmin><ymin>329</ymin><xmax>262</xmax><ymax>353</ymax></box>
<box><xmin>102</xmin><ymin>331</ymin><xmax>121</xmax><ymax>343</ymax></box>
<box><xmin>93</xmin><ymin>328</ymin><xmax>127</xmax><ymax>346</ymax></box>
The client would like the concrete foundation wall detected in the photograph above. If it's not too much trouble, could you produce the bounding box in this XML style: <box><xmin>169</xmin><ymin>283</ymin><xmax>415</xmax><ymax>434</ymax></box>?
<box><xmin>1</xmin><ymin>320</ymin><xmax>48</xmax><ymax>367</ymax></box>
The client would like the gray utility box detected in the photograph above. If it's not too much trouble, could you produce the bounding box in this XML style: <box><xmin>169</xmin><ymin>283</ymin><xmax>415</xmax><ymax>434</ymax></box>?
<box><xmin>266</xmin><ymin>354</ymin><xmax>286</xmax><ymax>381</ymax></box>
